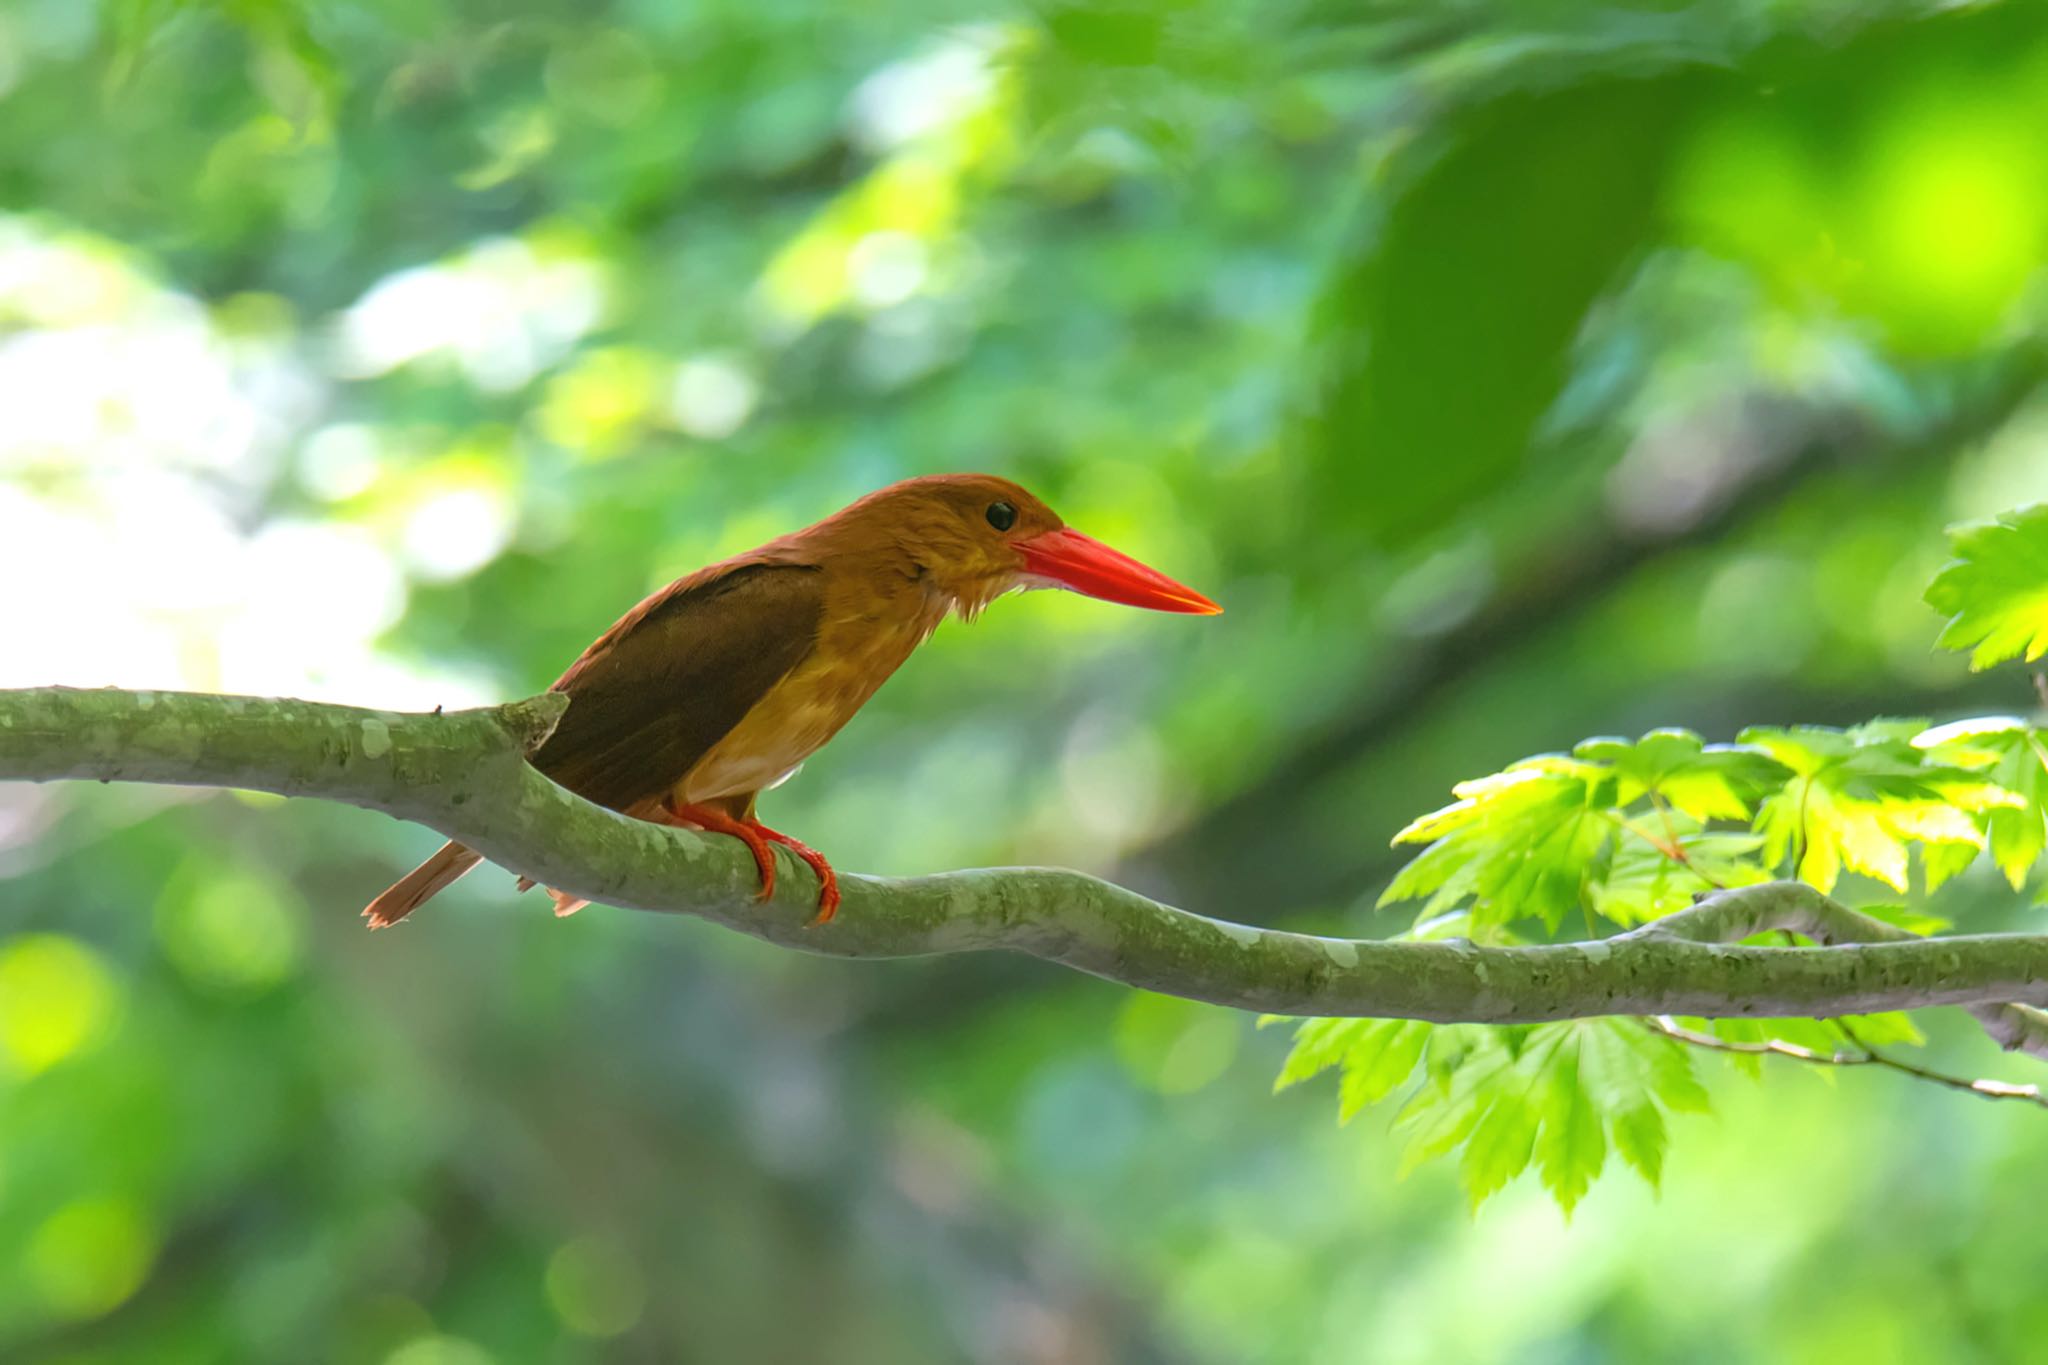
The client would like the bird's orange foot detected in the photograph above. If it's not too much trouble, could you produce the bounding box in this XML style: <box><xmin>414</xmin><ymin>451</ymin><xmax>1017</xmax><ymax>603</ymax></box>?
<box><xmin>754</xmin><ymin>825</ymin><xmax>840</xmax><ymax>925</ymax></box>
<box><xmin>661</xmin><ymin>802</ymin><xmax>840</xmax><ymax>924</ymax></box>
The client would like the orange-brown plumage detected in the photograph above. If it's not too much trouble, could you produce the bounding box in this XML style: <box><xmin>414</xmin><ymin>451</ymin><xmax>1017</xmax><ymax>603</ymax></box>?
<box><xmin>362</xmin><ymin>473</ymin><xmax>1219</xmax><ymax>928</ymax></box>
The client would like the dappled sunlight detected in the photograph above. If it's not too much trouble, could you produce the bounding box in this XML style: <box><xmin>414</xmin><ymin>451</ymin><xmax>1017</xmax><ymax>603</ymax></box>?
<box><xmin>0</xmin><ymin>221</ymin><xmax>504</xmax><ymax>706</ymax></box>
<box><xmin>332</xmin><ymin>234</ymin><xmax>608</xmax><ymax>392</ymax></box>
<box><xmin>0</xmin><ymin>226</ymin><xmax>304</xmax><ymax>486</ymax></box>
<box><xmin>756</xmin><ymin>27</ymin><xmax>1018</xmax><ymax>337</ymax></box>
<box><xmin>667</xmin><ymin>354</ymin><xmax>759</xmax><ymax>440</ymax></box>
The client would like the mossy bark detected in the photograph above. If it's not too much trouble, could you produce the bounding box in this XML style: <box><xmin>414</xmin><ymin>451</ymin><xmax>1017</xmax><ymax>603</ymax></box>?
<box><xmin>6</xmin><ymin>686</ymin><xmax>2048</xmax><ymax>1034</ymax></box>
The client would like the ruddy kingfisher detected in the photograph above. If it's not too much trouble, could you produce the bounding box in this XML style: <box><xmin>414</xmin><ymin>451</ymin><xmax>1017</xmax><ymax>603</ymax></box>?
<box><xmin>364</xmin><ymin>473</ymin><xmax>1221</xmax><ymax>927</ymax></box>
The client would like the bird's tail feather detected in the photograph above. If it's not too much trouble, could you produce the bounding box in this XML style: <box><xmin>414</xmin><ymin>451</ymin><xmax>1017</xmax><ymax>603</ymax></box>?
<box><xmin>363</xmin><ymin>841</ymin><xmax>482</xmax><ymax>928</ymax></box>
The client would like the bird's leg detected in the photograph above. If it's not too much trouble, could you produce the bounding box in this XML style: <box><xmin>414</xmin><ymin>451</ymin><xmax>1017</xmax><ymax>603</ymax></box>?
<box><xmin>663</xmin><ymin>799</ymin><xmax>840</xmax><ymax>925</ymax></box>
<box><xmin>661</xmin><ymin>799</ymin><xmax>782</xmax><ymax>900</ymax></box>
<box><xmin>531</xmin><ymin>800</ymin><xmax>838</xmax><ymax>923</ymax></box>
<box><xmin>524</xmin><ymin>794</ymin><xmax>765</xmax><ymax>925</ymax></box>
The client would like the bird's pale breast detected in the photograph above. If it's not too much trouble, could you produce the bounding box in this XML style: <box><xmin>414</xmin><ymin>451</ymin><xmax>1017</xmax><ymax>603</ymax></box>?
<box><xmin>677</xmin><ymin>588</ymin><xmax>944</xmax><ymax>803</ymax></box>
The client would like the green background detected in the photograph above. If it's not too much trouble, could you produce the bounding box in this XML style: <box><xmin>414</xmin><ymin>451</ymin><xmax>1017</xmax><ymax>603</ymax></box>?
<box><xmin>4</xmin><ymin>0</ymin><xmax>2048</xmax><ymax>1359</ymax></box>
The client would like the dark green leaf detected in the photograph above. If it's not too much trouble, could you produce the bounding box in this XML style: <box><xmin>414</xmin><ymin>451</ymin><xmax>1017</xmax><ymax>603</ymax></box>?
<box><xmin>1308</xmin><ymin>75</ymin><xmax>1709</xmax><ymax>546</ymax></box>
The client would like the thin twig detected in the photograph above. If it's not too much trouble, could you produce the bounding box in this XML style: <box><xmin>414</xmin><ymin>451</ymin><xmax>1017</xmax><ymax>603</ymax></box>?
<box><xmin>1646</xmin><ymin>1017</ymin><xmax>2048</xmax><ymax>1110</ymax></box>
<box><xmin>1646</xmin><ymin>790</ymin><xmax>1687</xmax><ymax>864</ymax></box>
<box><xmin>1646</xmin><ymin>1016</ymin><xmax>1849</xmax><ymax>1064</ymax></box>
<box><xmin>1834</xmin><ymin>1018</ymin><xmax>2048</xmax><ymax>1109</ymax></box>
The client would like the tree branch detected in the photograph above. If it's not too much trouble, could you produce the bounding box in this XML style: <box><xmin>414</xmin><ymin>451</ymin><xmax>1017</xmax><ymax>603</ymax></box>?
<box><xmin>8</xmin><ymin>686</ymin><xmax>2048</xmax><ymax>1027</ymax></box>
<box><xmin>1633</xmin><ymin>883</ymin><xmax>2048</xmax><ymax>1063</ymax></box>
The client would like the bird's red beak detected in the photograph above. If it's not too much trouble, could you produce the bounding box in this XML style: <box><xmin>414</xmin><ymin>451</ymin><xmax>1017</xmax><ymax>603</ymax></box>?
<box><xmin>1015</xmin><ymin>527</ymin><xmax>1223</xmax><ymax>615</ymax></box>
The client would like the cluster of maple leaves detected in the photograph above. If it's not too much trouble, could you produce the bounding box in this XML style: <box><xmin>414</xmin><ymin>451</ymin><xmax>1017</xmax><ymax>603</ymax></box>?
<box><xmin>1277</xmin><ymin>503</ymin><xmax>2048</xmax><ymax>1212</ymax></box>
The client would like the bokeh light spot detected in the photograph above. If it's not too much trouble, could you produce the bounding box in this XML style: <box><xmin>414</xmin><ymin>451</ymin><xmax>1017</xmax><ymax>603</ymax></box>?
<box><xmin>26</xmin><ymin>1197</ymin><xmax>157</xmax><ymax>1320</ymax></box>
<box><xmin>1856</xmin><ymin>92</ymin><xmax>2043</xmax><ymax>350</ymax></box>
<box><xmin>669</xmin><ymin>356</ymin><xmax>758</xmax><ymax>440</ymax></box>
<box><xmin>0</xmin><ymin>934</ymin><xmax>121</xmax><ymax>1076</ymax></box>
<box><xmin>536</xmin><ymin>346</ymin><xmax>662</xmax><ymax>457</ymax></box>
<box><xmin>298</xmin><ymin>423</ymin><xmax>383</xmax><ymax>502</ymax></box>
<box><xmin>384</xmin><ymin>1335</ymin><xmax>497</xmax><ymax>1365</ymax></box>
<box><xmin>847</xmin><ymin>231</ymin><xmax>930</xmax><ymax>308</ymax></box>
<box><xmin>1115</xmin><ymin>993</ymin><xmax>1240</xmax><ymax>1094</ymax></box>
<box><xmin>155</xmin><ymin>868</ymin><xmax>307</xmax><ymax>997</ymax></box>
<box><xmin>334</xmin><ymin>236</ymin><xmax>605</xmax><ymax>391</ymax></box>
<box><xmin>399</xmin><ymin>481</ymin><xmax>516</xmax><ymax>584</ymax></box>
<box><xmin>545</xmin><ymin>1235</ymin><xmax>646</xmax><ymax>1338</ymax></box>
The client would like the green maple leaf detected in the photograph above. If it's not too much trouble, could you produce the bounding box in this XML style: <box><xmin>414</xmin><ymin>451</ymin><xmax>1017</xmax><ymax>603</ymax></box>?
<box><xmin>1396</xmin><ymin>1030</ymin><xmax>1522</xmax><ymax>1180</ymax></box>
<box><xmin>1272</xmin><ymin>1017</ymin><xmax>1434</xmax><ymax>1120</ymax></box>
<box><xmin>1535</xmin><ymin>1038</ymin><xmax>1606</xmax><ymax>1216</ymax></box>
<box><xmin>1915</xmin><ymin>717</ymin><xmax>2048</xmax><ymax>888</ymax></box>
<box><xmin>1383</xmin><ymin>758</ymin><xmax>1617</xmax><ymax>931</ymax></box>
<box><xmin>1578</xmin><ymin>1020</ymin><xmax>1709</xmax><ymax>1193</ymax></box>
<box><xmin>1743</xmin><ymin>722</ymin><xmax>2019</xmax><ymax>893</ymax></box>
<box><xmin>1855</xmin><ymin>902</ymin><xmax>1954</xmax><ymax>937</ymax></box>
<box><xmin>1459</xmin><ymin>1088</ymin><xmax>1539</xmax><ymax>1211</ymax></box>
<box><xmin>1339</xmin><ymin>1022</ymin><xmax>1432</xmax><ymax>1120</ymax></box>
<box><xmin>1588</xmin><ymin>824</ymin><xmax>1772</xmax><ymax>926</ymax></box>
<box><xmin>1572</xmin><ymin>729</ymin><xmax>1789</xmax><ymax>822</ymax></box>
<box><xmin>1387</xmin><ymin>732</ymin><xmax>1796</xmax><ymax>933</ymax></box>
<box><xmin>1925</xmin><ymin>503</ymin><xmax>2048</xmax><ymax>670</ymax></box>
<box><xmin>1295</xmin><ymin>1019</ymin><xmax>1718</xmax><ymax>1214</ymax></box>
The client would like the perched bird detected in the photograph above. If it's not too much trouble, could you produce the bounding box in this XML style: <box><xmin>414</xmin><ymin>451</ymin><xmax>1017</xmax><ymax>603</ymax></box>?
<box><xmin>363</xmin><ymin>473</ymin><xmax>1220</xmax><ymax>928</ymax></box>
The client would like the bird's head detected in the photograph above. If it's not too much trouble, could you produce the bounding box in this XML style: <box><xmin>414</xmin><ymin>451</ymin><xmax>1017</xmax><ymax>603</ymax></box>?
<box><xmin>829</xmin><ymin>474</ymin><xmax>1222</xmax><ymax>619</ymax></box>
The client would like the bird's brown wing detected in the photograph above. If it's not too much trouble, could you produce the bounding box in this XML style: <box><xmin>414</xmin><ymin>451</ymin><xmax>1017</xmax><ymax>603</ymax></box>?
<box><xmin>530</xmin><ymin>561</ymin><xmax>824</xmax><ymax>812</ymax></box>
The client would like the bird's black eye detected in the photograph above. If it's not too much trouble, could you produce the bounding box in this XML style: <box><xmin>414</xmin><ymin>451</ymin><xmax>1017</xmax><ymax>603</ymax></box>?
<box><xmin>985</xmin><ymin>501</ymin><xmax>1017</xmax><ymax>532</ymax></box>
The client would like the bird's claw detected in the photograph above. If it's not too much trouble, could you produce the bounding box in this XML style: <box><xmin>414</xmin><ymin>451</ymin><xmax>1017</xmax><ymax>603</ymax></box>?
<box><xmin>749</xmin><ymin>822</ymin><xmax>839</xmax><ymax>923</ymax></box>
<box><xmin>756</xmin><ymin>827</ymin><xmax>840</xmax><ymax>925</ymax></box>
<box><xmin>659</xmin><ymin>800</ymin><xmax>839</xmax><ymax>923</ymax></box>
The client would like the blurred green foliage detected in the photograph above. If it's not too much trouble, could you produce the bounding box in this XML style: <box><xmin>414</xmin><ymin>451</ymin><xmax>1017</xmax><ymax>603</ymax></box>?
<box><xmin>9</xmin><ymin>0</ymin><xmax>2048</xmax><ymax>1359</ymax></box>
